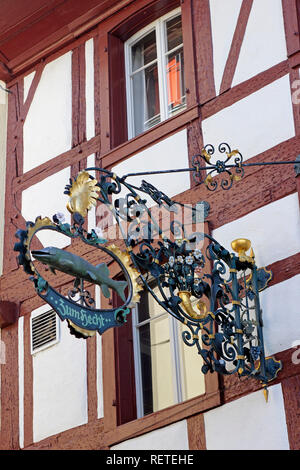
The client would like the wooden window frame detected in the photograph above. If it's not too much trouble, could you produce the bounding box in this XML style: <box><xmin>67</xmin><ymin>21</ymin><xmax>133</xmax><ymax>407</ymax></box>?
<box><xmin>132</xmin><ymin>289</ymin><xmax>206</xmax><ymax>420</ymax></box>
<box><xmin>107</xmin><ymin>0</ymin><xmax>197</xmax><ymax>150</ymax></box>
<box><xmin>124</xmin><ymin>7</ymin><xmax>186</xmax><ymax>139</ymax></box>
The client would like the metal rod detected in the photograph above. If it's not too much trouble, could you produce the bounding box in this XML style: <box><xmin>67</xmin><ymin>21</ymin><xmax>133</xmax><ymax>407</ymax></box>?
<box><xmin>121</xmin><ymin>160</ymin><xmax>300</xmax><ymax>181</ymax></box>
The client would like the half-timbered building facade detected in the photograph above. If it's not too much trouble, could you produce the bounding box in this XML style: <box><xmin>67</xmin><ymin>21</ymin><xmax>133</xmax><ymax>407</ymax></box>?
<box><xmin>0</xmin><ymin>0</ymin><xmax>300</xmax><ymax>450</ymax></box>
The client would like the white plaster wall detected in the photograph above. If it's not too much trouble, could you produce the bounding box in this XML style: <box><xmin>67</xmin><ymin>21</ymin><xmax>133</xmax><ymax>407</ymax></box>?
<box><xmin>21</xmin><ymin>167</ymin><xmax>71</xmax><ymax>248</ymax></box>
<box><xmin>18</xmin><ymin>316</ymin><xmax>24</xmax><ymax>448</ymax></box>
<box><xmin>261</xmin><ymin>274</ymin><xmax>300</xmax><ymax>356</ymax></box>
<box><xmin>85</xmin><ymin>38</ymin><xmax>95</xmax><ymax>141</ymax></box>
<box><xmin>112</xmin><ymin>129</ymin><xmax>190</xmax><ymax>201</ymax></box>
<box><xmin>23</xmin><ymin>53</ymin><xmax>72</xmax><ymax>173</ymax></box>
<box><xmin>210</xmin><ymin>0</ymin><xmax>243</xmax><ymax>94</ymax></box>
<box><xmin>204</xmin><ymin>384</ymin><xmax>289</xmax><ymax>450</ymax></box>
<box><xmin>0</xmin><ymin>81</ymin><xmax>8</xmax><ymax>275</ymax></box>
<box><xmin>232</xmin><ymin>0</ymin><xmax>287</xmax><ymax>87</ymax></box>
<box><xmin>24</xmin><ymin>71</ymin><xmax>35</xmax><ymax>103</ymax></box>
<box><xmin>32</xmin><ymin>304</ymin><xmax>88</xmax><ymax>443</ymax></box>
<box><xmin>212</xmin><ymin>193</ymin><xmax>300</xmax><ymax>268</ymax></box>
<box><xmin>95</xmin><ymin>286</ymin><xmax>104</xmax><ymax>418</ymax></box>
<box><xmin>111</xmin><ymin>419</ymin><xmax>189</xmax><ymax>450</ymax></box>
<box><xmin>202</xmin><ymin>75</ymin><xmax>295</xmax><ymax>161</ymax></box>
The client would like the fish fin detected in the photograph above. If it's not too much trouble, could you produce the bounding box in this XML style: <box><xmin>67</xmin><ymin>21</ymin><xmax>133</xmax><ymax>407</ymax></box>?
<box><xmin>50</xmin><ymin>267</ymin><xmax>56</xmax><ymax>275</ymax></box>
<box><xmin>86</xmin><ymin>270</ymin><xmax>97</xmax><ymax>282</ymax></box>
<box><xmin>87</xmin><ymin>269</ymin><xmax>111</xmax><ymax>298</ymax></box>
<box><xmin>100</xmin><ymin>283</ymin><xmax>110</xmax><ymax>299</ymax></box>
<box><xmin>96</xmin><ymin>263</ymin><xmax>110</xmax><ymax>277</ymax></box>
<box><xmin>113</xmin><ymin>280</ymin><xmax>128</xmax><ymax>302</ymax></box>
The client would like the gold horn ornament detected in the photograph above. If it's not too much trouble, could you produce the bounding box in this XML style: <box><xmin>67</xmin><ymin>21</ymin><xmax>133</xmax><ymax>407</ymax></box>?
<box><xmin>231</xmin><ymin>238</ymin><xmax>254</xmax><ymax>264</ymax></box>
<box><xmin>178</xmin><ymin>291</ymin><xmax>208</xmax><ymax>320</ymax></box>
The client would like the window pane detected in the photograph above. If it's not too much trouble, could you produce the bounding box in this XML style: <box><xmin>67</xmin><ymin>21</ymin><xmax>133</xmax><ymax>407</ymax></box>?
<box><xmin>139</xmin><ymin>315</ymin><xmax>175</xmax><ymax>415</ymax></box>
<box><xmin>166</xmin><ymin>15</ymin><xmax>183</xmax><ymax>52</ymax></box>
<box><xmin>177</xmin><ymin>321</ymin><xmax>206</xmax><ymax>401</ymax></box>
<box><xmin>132</xmin><ymin>64</ymin><xmax>161</xmax><ymax>136</ymax></box>
<box><xmin>132</xmin><ymin>30</ymin><xmax>157</xmax><ymax>72</ymax></box>
<box><xmin>138</xmin><ymin>285</ymin><xmax>166</xmax><ymax>323</ymax></box>
<box><xmin>166</xmin><ymin>48</ymin><xmax>186</xmax><ymax>117</ymax></box>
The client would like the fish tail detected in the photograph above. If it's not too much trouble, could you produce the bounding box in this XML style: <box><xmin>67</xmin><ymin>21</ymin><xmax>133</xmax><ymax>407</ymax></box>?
<box><xmin>112</xmin><ymin>280</ymin><xmax>127</xmax><ymax>302</ymax></box>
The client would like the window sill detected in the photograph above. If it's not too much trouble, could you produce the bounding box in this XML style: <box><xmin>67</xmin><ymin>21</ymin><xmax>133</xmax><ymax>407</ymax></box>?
<box><xmin>102</xmin><ymin>104</ymin><xmax>199</xmax><ymax>169</ymax></box>
<box><xmin>104</xmin><ymin>388</ymin><xmax>220</xmax><ymax>448</ymax></box>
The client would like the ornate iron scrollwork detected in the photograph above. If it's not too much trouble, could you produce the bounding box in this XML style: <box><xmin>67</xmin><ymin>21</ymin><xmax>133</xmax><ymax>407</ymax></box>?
<box><xmin>192</xmin><ymin>142</ymin><xmax>244</xmax><ymax>190</ymax></box>
<box><xmin>84</xmin><ymin>167</ymin><xmax>281</xmax><ymax>390</ymax></box>
<box><xmin>15</xmin><ymin>158</ymin><xmax>283</xmax><ymax>396</ymax></box>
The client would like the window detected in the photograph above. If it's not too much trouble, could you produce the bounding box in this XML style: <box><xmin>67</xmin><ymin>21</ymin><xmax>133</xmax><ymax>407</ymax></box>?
<box><xmin>132</xmin><ymin>285</ymin><xmax>205</xmax><ymax>418</ymax></box>
<box><xmin>125</xmin><ymin>8</ymin><xmax>186</xmax><ymax>138</ymax></box>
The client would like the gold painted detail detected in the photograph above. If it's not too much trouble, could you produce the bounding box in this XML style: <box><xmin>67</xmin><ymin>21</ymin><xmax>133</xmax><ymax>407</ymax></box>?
<box><xmin>25</xmin><ymin>216</ymin><xmax>56</xmax><ymax>250</ymax></box>
<box><xmin>235</xmin><ymin>329</ymin><xmax>243</xmax><ymax>334</ymax></box>
<box><xmin>68</xmin><ymin>320</ymin><xmax>96</xmax><ymax>338</ymax></box>
<box><xmin>232</xmin><ymin>300</ymin><xmax>241</xmax><ymax>306</ymax></box>
<box><xmin>226</xmin><ymin>150</ymin><xmax>239</xmax><ymax>159</ymax></box>
<box><xmin>230</xmin><ymin>174</ymin><xmax>242</xmax><ymax>182</ymax></box>
<box><xmin>25</xmin><ymin>216</ymin><xmax>57</xmax><ymax>273</ymax></box>
<box><xmin>201</xmin><ymin>148</ymin><xmax>211</xmax><ymax>163</ymax></box>
<box><xmin>178</xmin><ymin>291</ymin><xmax>209</xmax><ymax>320</ymax></box>
<box><xmin>106</xmin><ymin>244</ymin><xmax>143</xmax><ymax>307</ymax></box>
<box><xmin>231</xmin><ymin>238</ymin><xmax>255</xmax><ymax>264</ymax></box>
<box><xmin>204</xmin><ymin>174</ymin><xmax>213</xmax><ymax>187</ymax></box>
<box><xmin>261</xmin><ymin>383</ymin><xmax>269</xmax><ymax>403</ymax></box>
<box><xmin>66</xmin><ymin>170</ymin><xmax>100</xmax><ymax>217</ymax></box>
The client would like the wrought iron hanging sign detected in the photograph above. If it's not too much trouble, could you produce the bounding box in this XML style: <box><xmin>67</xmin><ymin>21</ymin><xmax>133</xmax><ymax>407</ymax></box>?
<box><xmin>14</xmin><ymin>143</ymin><xmax>292</xmax><ymax>397</ymax></box>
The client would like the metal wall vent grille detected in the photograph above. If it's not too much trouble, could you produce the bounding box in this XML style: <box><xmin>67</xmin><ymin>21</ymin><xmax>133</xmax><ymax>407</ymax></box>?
<box><xmin>31</xmin><ymin>309</ymin><xmax>59</xmax><ymax>354</ymax></box>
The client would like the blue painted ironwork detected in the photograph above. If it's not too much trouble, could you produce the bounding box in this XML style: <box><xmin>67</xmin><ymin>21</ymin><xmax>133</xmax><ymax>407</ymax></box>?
<box><xmin>14</xmin><ymin>141</ymin><xmax>290</xmax><ymax>387</ymax></box>
<box><xmin>83</xmin><ymin>166</ymin><xmax>281</xmax><ymax>386</ymax></box>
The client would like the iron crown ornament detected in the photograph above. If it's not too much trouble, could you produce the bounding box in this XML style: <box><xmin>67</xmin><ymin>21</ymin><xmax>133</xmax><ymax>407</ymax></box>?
<box><xmin>14</xmin><ymin>142</ymin><xmax>294</xmax><ymax>397</ymax></box>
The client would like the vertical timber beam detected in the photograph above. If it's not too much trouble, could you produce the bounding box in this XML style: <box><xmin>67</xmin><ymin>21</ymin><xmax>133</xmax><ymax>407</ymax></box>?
<box><xmin>23</xmin><ymin>313</ymin><xmax>33</xmax><ymax>448</ymax></box>
<box><xmin>0</xmin><ymin>81</ymin><xmax>8</xmax><ymax>276</ymax></box>
<box><xmin>0</xmin><ymin>323</ymin><xmax>19</xmax><ymax>449</ymax></box>
<box><xmin>282</xmin><ymin>375</ymin><xmax>300</xmax><ymax>449</ymax></box>
<box><xmin>3</xmin><ymin>82</ymin><xmax>22</xmax><ymax>273</ymax></box>
<box><xmin>191</xmin><ymin>0</ymin><xmax>216</xmax><ymax>104</ymax></box>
